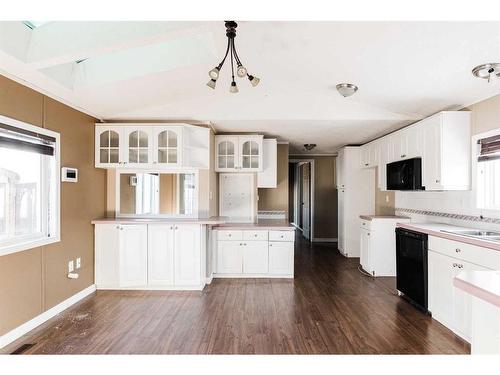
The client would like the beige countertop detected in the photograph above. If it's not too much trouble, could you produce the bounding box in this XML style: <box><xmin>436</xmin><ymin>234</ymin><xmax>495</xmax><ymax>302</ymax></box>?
<box><xmin>214</xmin><ymin>220</ymin><xmax>295</xmax><ymax>231</ymax></box>
<box><xmin>396</xmin><ymin>222</ymin><xmax>500</xmax><ymax>252</ymax></box>
<box><xmin>359</xmin><ymin>215</ymin><xmax>410</xmax><ymax>221</ymax></box>
<box><xmin>454</xmin><ymin>271</ymin><xmax>500</xmax><ymax>308</ymax></box>
<box><xmin>91</xmin><ymin>216</ymin><xmax>227</xmax><ymax>225</ymax></box>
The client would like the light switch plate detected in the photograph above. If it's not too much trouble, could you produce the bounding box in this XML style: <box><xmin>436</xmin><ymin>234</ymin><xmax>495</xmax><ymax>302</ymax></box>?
<box><xmin>68</xmin><ymin>260</ymin><xmax>74</xmax><ymax>273</ymax></box>
<box><xmin>76</xmin><ymin>258</ymin><xmax>81</xmax><ymax>269</ymax></box>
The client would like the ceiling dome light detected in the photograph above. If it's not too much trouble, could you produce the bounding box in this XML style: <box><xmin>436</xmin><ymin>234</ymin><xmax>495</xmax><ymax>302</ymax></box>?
<box><xmin>206</xmin><ymin>21</ymin><xmax>260</xmax><ymax>93</ymax></box>
<box><xmin>336</xmin><ymin>83</ymin><xmax>358</xmax><ymax>97</ymax></box>
<box><xmin>237</xmin><ymin>65</ymin><xmax>247</xmax><ymax>77</ymax></box>
<box><xmin>472</xmin><ymin>63</ymin><xmax>500</xmax><ymax>83</ymax></box>
<box><xmin>209</xmin><ymin>67</ymin><xmax>220</xmax><ymax>80</ymax></box>
<box><xmin>230</xmin><ymin>81</ymin><xmax>239</xmax><ymax>94</ymax></box>
<box><xmin>303</xmin><ymin>144</ymin><xmax>317</xmax><ymax>151</ymax></box>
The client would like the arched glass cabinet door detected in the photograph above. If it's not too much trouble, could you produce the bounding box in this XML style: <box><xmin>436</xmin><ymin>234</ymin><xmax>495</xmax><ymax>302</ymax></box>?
<box><xmin>217</xmin><ymin>139</ymin><xmax>236</xmax><ymax>170</ymax></box>
<box><xmin>98</xmin><ymin>129</ymin><xmax>120</xmax><ymax>165</ymax></box>
<box><xmin>241</xmin><ymin>140</ymin><xmax>260</xmax><ymax>169</ymax></box>
<box><xmin>157</xmin><ymin>130</ymin><xmax>178</xmax><ymax>164</ymax></box>
<box><xmin>128</xmin><ymin>130</ymin><xmax>150</xmax><ymax>164</ymax></box>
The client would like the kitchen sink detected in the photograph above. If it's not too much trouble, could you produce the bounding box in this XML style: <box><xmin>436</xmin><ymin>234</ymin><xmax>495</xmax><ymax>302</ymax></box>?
<box><xmin>441</xmin><ymin>229</ymin><xmax>500</xmax><ymax>242</ymax></box>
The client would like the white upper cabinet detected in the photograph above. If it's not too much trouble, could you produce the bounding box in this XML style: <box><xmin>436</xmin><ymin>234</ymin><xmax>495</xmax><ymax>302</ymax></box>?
<box><xmin>123</xmin><ymin>126</ymin><xmax>153</xmax><ymax>167</ymax></box>
<box><xmin>95</xmin><ymin>124</ymin><xmax>209</xmax><ymax>170</ymax></box>
<box><xmin>96</xmin><ymin>126</ymin><xmax>123</xmax><ymax>168</ymax></box>
<box><xmin>152</xmin><ymin>126</ymin><xmax>183</xmax><ymax>167</ymax></box>
<box><xmin>215</xmin><ymin>135</ymin><xmax>264</xmax><ymax>172</ymax></box>
<box><xmin>257</xmin><ymin>139</ymin><xmax>278</xmax><ymax>188</ymax></box>
<box><xmin>359</xmin><ymin>111</ymin><xmax>471</xmax><ymax>191</ymax></box>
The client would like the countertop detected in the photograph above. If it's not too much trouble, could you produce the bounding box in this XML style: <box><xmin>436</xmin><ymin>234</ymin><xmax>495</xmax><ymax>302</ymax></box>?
<box><xmin>396</xmin><ymin>222</ymin><xmax>500</xmax><ymax>252</ymax></box>
<box><xmin>91</xmin><ymin>216</ymin><xmax>227</xmax><ymax>225</ymax></box>
<box><xmin>454</xmin><ymin>271</ymin><xmax>500</xmax><ymax>308</ymax></box>
<box><xmin>359</xmin><ymin>215</ymin><xmax>410</xmax><ymax>221</ymax></box>
<box><xmin>214</xmin><ymin>220</ymin><xmax>295</xmax><ymax>231</ymax></box>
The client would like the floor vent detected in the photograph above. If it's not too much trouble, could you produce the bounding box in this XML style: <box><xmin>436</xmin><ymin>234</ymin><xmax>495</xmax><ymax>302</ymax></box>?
<box><xmin>10</xmin><ymin>343</ymin><xmax>36</xmax><ymax>355</ymax></box>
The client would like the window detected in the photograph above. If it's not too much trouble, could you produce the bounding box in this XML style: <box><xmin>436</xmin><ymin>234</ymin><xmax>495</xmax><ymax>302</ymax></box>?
<box><xmin>477</xmin><ymin>132</ymin><xmax>500</xmax><ymax>211</ymax></box>
<box><xmin>0</xmin><ymin>115</ymin><xmax>60</xmax><ymax>256</ymax></box>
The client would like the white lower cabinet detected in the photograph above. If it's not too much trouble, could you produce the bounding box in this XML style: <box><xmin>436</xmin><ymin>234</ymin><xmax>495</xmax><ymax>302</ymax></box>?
<box><xmin>95</xmin><ymin>223</ymin><xmax>204</xmax><ymax>290</ymax></box>
<box><xmin>268</xmin><ymin>241</ymin><xmax>294</xmax><ymax>276</ymax></box>
<box><xmin>428</xmin><ymin>237</ymin><xmax>493</xmax><ymax>342</ymax></box>
<box><xmin>216</xmin><ymin>229</ymin><xmax>294</xmax><ymax>277</ymax></box>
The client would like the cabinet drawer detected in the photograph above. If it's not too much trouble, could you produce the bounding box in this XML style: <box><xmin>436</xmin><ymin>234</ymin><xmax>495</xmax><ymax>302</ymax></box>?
<box><xmin>217</xmin><ymin>230</ymin><xmax>243</xmax><ymax>241</ymax></box>
<box><xmin>428</xmin><ymin>236</ymin><xmax>500</xmax><ymax>269</ymax></box>
<box><xmin>243</xmin><ymin>230</ymin><xmax>269</xmax><ymax>241</ymax></box>
<box><xmin>269</xmin><ymin>230</ymin><xmax>294</xmax><ymax>242</ymax></box>
<box><xmin>360</xmin><ymin>219</ymin><xmax>371</xmax><ymax>230</ymax></box>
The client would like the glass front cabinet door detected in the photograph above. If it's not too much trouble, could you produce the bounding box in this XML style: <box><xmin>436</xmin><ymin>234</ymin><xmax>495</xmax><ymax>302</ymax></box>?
<box><xmin>239</xmin><ymin>136</ymin><xmax>263</xmax><ymax>172</ymax></box>
<box><xmin>216</xmin><ymin>136</ymin><xmax>239</xmax><ymax>172</ymax></box>
<box><xmin>123</xmin><ymin>126</ymin><xmax>153</xmax><ymax>167</ymax></box>
<box><xmin>152</xmin><ymin>127</ymin><xmax>183</xmax><ymax>167</ymax></box>
<box><xmin>95</xmin><ymin>126</ymin><xmax>123</xmax><ymax>167</ymax></box>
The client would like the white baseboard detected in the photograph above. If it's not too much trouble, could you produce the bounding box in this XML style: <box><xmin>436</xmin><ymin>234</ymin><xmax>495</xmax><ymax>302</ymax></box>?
<box><xmin>312</xmin><ymin>238</ymin><xmax>338</xmax><ymax>243</ymax></box>
<box><xmin>0</xmin><ymin>284</ymin><xmax>96</xmax><ymax>349</ymax></box>
<box><xmin>213</xmin><ymin>274</ymin><xmax>294</xmax><ymax>279</ymax></box>
<box><xmin>205</xmin><ymin>274</ymin><xmax>214</xmax><ymax>285</ymax></box>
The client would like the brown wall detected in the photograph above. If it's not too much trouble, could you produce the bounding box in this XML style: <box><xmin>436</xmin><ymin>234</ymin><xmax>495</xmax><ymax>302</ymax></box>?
<box><xmin>0</xmin><ymin>75</ymin><xmax>106</xmax><ymax>336</ymax></box>
<box><xmin>258</xmin><ymin>143</ymin><xmax>289</xmax><ymax>216</ymax></box>
<box><xmin>291</xmin><ymin>155</ymin><xmax>337</xmax><ymax>239</ymax></box>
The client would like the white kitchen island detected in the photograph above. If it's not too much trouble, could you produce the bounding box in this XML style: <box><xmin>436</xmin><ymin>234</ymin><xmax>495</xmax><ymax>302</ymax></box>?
<box><xmin>92</xmin><ymin>217</ymin><xmax>226</xmax><ymax>291</ymax></box>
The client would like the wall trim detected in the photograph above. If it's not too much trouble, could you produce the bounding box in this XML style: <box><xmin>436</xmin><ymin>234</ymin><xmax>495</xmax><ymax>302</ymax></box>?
<box><xmin>395</xmin><ymin>207</ymin><xmax>500</xmax><ymax>224</ymax></box>
<box><xmin>312</xmin><ymin>238</ymin><xmax>338</xmax><ymax>243</ymax></box>
<box><xmin>0</xmin><ymin>284</ymin><xmax>96</xmax><ymax>349</ymax></box>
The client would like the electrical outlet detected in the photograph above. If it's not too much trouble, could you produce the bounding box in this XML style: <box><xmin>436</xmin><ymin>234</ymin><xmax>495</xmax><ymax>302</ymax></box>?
<box><xmin>76</xmin><ymin>258</ymin><xmax>81</xmax><ymax>269</ymax></box>
<box><xmin>68</xmin><ymin>260</ymin><xmax>74</xmax><ymax>273</ymax></box>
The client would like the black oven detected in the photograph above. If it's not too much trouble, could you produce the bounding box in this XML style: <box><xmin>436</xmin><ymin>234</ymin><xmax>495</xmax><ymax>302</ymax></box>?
<box><xmin>386</xmin><ymin>157</ymin><xmax>423</xmax><ymax>191</ymax></box>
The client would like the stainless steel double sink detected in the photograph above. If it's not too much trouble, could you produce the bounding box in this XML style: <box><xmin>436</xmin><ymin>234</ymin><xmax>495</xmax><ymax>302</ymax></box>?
<box><xmin>441</xmin><ymin>229</ymin><xmax>500</xmax><ymax>242</ymax></box>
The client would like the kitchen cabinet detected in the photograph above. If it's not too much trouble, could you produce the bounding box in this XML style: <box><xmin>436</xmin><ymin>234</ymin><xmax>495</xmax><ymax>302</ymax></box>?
<box><xmin>337</xmin><ymin>147</ymin><xmax>375</xmax><ymax>257</ymax></box>
<box><xmin>215</xmin><ymin>135</ymin><xmax>264</xmax><ymax>172</ymax></box>
<box><xmin>268</xmin><ymin>241</ymin><xmax>294</xmax><ymax>275</ymax></box>
<box><xmin>95</xmin><ymin>123</ymin><xmax>210</xmax><ymax>169</ymax></box>
<box><xmin>257</xmin><ymin>139</ymin><xmax>278</xmax><ymax>188</ymax></box>
<box><xmin>95</xmin><ymin>126</ymin><xmax>123</xmax><ymax>168</ymax></box>
<box><xmin>215</xmin><ymin>229</ymin><xmax>294</xmax><ymax>277</ymax></box>
<box><xmin>427</xmin><ymin>235</ymin><xmax>497</xmax><ymax>342</ymax></box>
<box><xmin>148</xmin><ymin>224</ymin><xmax>175</xmax><ymax>286</ymax></box>
<box><xmin>359</xmin><ymin>217</ymin><xmax>410</xmax><ymax>276</ymax></box>
<box><xmin>357</xmin><ymin>111</ymin><xmax>471</xmax><ymax>191</ymax></box>
<box><xmin>219</xmin><ymin>173</ymin><xmax>256</xmax><ymax>223</ymax></box>
<box><xmin>152</xmin><ymin>126</ymin><xmax>183</xmax><ymax>167</ymax></box>
<box><xmin>94</xmin><ymin>223</ymin><xmax>205</xmax><ymax>290</ymax></box>
<box><xmin>119</xmin><ymin>224</ymin><xmax>148</xmax><ymax>287</ymax></box>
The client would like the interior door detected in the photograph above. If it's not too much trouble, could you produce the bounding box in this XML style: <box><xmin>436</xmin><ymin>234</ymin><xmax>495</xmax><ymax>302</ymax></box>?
<box><xmin>337</xmin><ymin>187</ymin><xmax>345</xmax><ymax>253</ymax></box>
<box><xmin>119</xmin><ymin>225</ymin><xmax>148</xmax><ymax>287</ymax></box>
<box><xmin>301</xmin><ymin>163</ymin><xmax>311</xmax><ymax>240</ymax></box>
<box><xmin>148</xmin><ymin>224</ymin><xmax>175</xmax><ymax>286</ymax></box>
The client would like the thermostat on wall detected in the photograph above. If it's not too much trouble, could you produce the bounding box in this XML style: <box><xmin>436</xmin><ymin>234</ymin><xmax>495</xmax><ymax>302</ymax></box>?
<box><xmin>61</xmin><ymin>167</ymin><xmax>78</xmax><ymax>182</ymax></box>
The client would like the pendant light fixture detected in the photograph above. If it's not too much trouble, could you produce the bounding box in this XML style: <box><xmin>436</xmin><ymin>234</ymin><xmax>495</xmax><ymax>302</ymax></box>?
<box><xmin>207</xmin><ymin>21</ymin><xmax>260</xmax><ymax>93</ymax></box>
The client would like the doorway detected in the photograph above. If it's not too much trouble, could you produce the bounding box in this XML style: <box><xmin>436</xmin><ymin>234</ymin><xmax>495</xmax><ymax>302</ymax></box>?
<box><xmin>289</xmin><ymin>159</ymin><xmax>314</xmax><ymax>241</ymax></box>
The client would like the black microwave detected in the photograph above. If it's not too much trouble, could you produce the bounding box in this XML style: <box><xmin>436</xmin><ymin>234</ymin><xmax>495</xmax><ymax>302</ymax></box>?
<box><xmin>386</xmin><ymin>157</ymin><xmax>424</xmax><ymax>191</ymax></box>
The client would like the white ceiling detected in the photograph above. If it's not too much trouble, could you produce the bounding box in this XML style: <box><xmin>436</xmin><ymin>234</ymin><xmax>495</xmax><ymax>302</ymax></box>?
<box><xmin>1</xmin><ymin>21</ymin><xmax>500</xmax><ymax>153</ymax></box>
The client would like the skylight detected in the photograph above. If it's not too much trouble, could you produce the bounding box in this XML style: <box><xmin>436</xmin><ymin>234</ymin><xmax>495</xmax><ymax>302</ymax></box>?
<box><xmin>23</xmin><ymin>21</ymin><xmax>50</xmax><ymax>29</ymax></box>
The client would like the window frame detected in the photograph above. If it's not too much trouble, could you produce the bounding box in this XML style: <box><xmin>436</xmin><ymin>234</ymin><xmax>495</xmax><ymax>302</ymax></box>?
<box><xmin>475</xmin><ymin>128</ymin><xmax>500</xmax><ymax>213</ymax></box>
<box><xmin>0</xmin><ymin>114</ymin><xmax>60</xmax><ymax>257</ymax></box>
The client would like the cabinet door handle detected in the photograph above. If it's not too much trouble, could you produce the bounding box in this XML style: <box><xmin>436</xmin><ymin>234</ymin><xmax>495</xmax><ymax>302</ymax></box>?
<box><xmin>174</xmin><ymin>226</ymin><xmax>178</xmax><ymax>230</ymax></box>
<box><xmin>455</xmin><ymin>248</ymin><xmax>461</xmax><ymax>253</ymax></box>
<box><xmin>364</xmin><ymin>163</ymin><xmax>369</xmax><ymax>166</ymax></box>
<box><xmin>269</xmin><ymin>244</ymin><xmax>273</xmax><ymax>247</ymax></box>
<box><xmin>367</xmin><ymin>233</ymin><xmax>370</xmax><ymax>236</ymax></box>
<box><xmin>435</xmin><ymin>179</ymin><xmax>440</xmax><ymax>183</ymax></box>
<box><xmin>170</xmin><ymin>226</ymin><xmax>173</xmax><ymax>230</ymax></box>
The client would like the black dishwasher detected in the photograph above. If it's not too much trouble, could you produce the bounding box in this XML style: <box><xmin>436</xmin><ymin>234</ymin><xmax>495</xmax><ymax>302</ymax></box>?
<box><xmin>395</xmin><ymin>228</ymin><xmax>428</xmax><ymax>312</ymax></box>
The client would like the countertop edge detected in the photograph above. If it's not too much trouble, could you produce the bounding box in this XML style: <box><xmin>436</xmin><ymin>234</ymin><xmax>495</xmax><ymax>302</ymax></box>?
<box><xmin>396</xmin><ymin>223</ymin><xmax>500</xmax><ymax>252</ymax></box>
<box><xmin>453</xmin><ymin>274</ymin><xmax>500</xmax><ymax>309</ymax></box>
<box><xmin>91</xmin><ymin>217</ymin><xmax>227</xmax><ymax>225</ymax></box>
<box><xmin>359</xmin><ymin>215</ymin><xmax>410</xmax><ymax>221</ymax></box>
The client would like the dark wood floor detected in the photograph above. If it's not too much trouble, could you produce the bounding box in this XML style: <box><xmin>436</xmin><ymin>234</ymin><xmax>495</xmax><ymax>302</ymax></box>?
<box><xmin>3</xmin><ymin>235</ymin><xmax>469</xmax><ymax>354</ymax></box>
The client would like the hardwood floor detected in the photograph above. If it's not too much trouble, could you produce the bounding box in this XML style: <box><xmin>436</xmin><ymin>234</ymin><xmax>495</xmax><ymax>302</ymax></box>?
<box><xmin>2</xmin><ymin>235</ymin><xmax>469</xmax><ymax>354</ymax></box>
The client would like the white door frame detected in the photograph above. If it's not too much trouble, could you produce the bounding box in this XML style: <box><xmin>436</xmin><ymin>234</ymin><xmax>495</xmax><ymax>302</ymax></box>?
<box><xmin>289</xmin><ymin>159</ymin><xmax>315</xmax><ymax>241</ymax></box>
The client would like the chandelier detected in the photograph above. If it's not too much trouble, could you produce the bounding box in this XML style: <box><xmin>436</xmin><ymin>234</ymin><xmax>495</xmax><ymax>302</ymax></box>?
<box><xmin>207</xmin><ymin>21</ymin><xmax>260</xmax><ymax>93</ymax></box>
